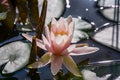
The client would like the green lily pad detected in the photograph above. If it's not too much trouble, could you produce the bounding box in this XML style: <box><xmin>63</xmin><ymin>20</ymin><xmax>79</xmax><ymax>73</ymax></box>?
<box><xmin>97</xmin><ymin>0</ymin><xmax>120</xmax><ymax>22</ymax></box>
<box><xmin>93</xmin><ymin>25</ymin><xmax>120</xmax><ymax>51</ymax></box>
<box><xmin>98</xmin><ymin>0</ymin><xmax>115</xmax><ymax>7</ymax></box>
<box><xmin>0</xmin><ymin>41</ymin><xmax>31</xmax><ymax>74</ymax></box>
<box><xmin>38</xmin><ymin>0</ymin><xmax>66</xmax><ymax>25</ymax></box>
<box><xmin>72</xmin><ymin>18</ymin><xmax>93</xmax><ymax>43</ymax></box>
<box><xmin>100</xmin><ymin>8</ymin><xmax>120</xmax><ymax>22</ymax></box>
<box><xmin>16</xmin><ymin>0</ymin><xmax>66</xmax><ymax>31</ymax></box>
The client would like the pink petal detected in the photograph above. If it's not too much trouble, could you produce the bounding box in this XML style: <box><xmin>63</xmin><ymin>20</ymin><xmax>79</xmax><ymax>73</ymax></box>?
<box><xmin>70</xmin><ymin>46</ymin><xmax>99</xmax><ymax>56</ymax></box>
<box><xmin>57</xmin><ymin>17</ymin><xmax>68</xmax><ymax>33</ymax></box>
<box><xmin>42</xmin><ymin>34</ymin><xmax>50</xmax><ymax>47</ymax></box>
<box><xmin>58</xmin><ymin>17</ymin><xmax>64</xmax><ymax>24</ymax></box>
<box><xmin>42</xmin><ymin>34</ymin><xmax>54</xmax><ymax>52</ymax></box>
<box><xmin>51</xmin><ymin>18</ymin><xmax>59</xmax><ymax>34</ymax></box>
<box><xmin>51</xmin><ymin>36</ymin><xmax>68</xmax><ymax>54</ymax></box>
<box><xmin>68</xmin><ymin>21</ymin><xmax>75</xmax><ymax>36</ymax></box>
<box><xmin>63</xmin><ymin>55</ymin><xmax>81</xmax><ymax>77</ymax></box>
<box><xmin>50</xmin><ymin>32</ymin><xmax>61</xmax><ymax>53</ymax></box>
<box><xmin>51</xmin><ymin>55</ymin><xmax>63</xmax><ymax>75</ymax></box>
<box><xmin>67</xmin><ymin>44</ymin><xmax>76</xmax><ymax>52</ymax></box>
<box><xmin>22</xmin><ymin>33</ymin><xmax>33</xmax><ymax>42</ymax></box>
<box><xmin>42</xmin><ymin>34</ymin><xmax>49</xmax><ymax>45</ymax></box>
<box><xmin>62</xmin><ymin>35</ymin><xmax>73</xmax><ymax>49</ymax></box>
<box><xmin>51</xmin><ymin>33</ymin><xmax>73</xmax><ymax>55</ymax></box>
<box><xmin>50</xmin><ymin>32</ymin><xmax>67</xmax><ymax>54</ymax></box>
<box><xmin>66</xmin><ymin>15</ymin><xmax>72</xmax><ymax>24</ymax></box>
<box><xmin>51</xmin><ymin>40</ymin><xmax>62</xmax><ymax>54</ymax></box>
<box><xmin>34</xmin><ymin>38</ymin><xmax>46</xmax><ymax>50</ymax></box>
<box><xmin>45</xmin><ymin>26</ymin><xmax>51</xmax><ymax>44</ymax></box>
<box><xmin>28</xmin><ymin>52</ymin><xmax>51</xmax><ymax>68</ymax></box>
<box><xmin>53</xmin><ymin>34</ymin><xmax>72</xmax><ymax>54</ymax></box>
<box><xmin>51</xmin><ymin>23</ymin><xmax>58</xmax><ymax>34</ymax></box>
<box><xmin>51</xmin><ymin>17</ymin><xmax>57</xmax><ymax>25</ymax></box>
<box><xmin>61</xmin><ymin>44</ymin><xmax>76</xmax><ymax>55</ymax></box>
<box><xmin>22</xmin><ymin>33</ymin><xmax>46</xmax><ymax>50</ymax></box>
<box><xmin>61</xmin><ymin>20</ymin><xmax>75</xmax><ymax>49</ymax></box>
<box><xmin>50</xmin><ymin>31</ymin><xmax>55</xmax><ymax>41</ymax></box>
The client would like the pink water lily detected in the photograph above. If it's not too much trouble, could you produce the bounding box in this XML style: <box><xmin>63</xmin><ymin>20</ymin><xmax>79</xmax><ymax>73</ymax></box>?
<box><xmin>22</xmin><ymin>16</ymin><xmax>99</xmax><ymax>77</ymax></box>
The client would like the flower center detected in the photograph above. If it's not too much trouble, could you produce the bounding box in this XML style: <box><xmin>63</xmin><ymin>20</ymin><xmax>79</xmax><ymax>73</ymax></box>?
<box><xmin>54</xmin><ymin>31</ymin><xmax>68</xmax><ymax>36</ymax></box>
<box><xmin>55</xmin><ymin>34</ymin><xmax>67</xmax><ymax>45</ymax></box>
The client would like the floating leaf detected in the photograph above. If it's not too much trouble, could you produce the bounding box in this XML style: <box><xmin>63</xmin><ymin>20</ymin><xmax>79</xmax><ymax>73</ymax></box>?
<box><xmin>81</xmin><ymin>69</ymin><xmax>111</xmax><ymax>80</ymax></box>
<box><xmin>98</xmin><ymin>0</ymin><xmax>115</xmax><ymax>7</ymax></box>
<box><xmin>93</xmin><ymin>25</ymin><xmax>120</xmax><ymax>51</ymax></box>
<box><xmin>0</xmin><ymin>41</ymin><xmax>31</xmax><ymax>74</ymax></box>
<box><xmin>100</xmin><ymin>8</ymin><xmax>120</xmax><ymax>22</ymax></box>
<box><xmin>38</xmin><ymin>0</ymin><xmax>65</xmax><ymax>24</ymax></box>
<box><xmin>71</xmin><ymin>18</ymin><xmax>94</xmax><ymax>43</ymax></box>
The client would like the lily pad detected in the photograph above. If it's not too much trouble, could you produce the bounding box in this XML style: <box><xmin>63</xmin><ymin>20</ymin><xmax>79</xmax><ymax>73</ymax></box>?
<box><xmin>38</xmin><ymin>0</ymin><xmax>66</xmax><ymax>25</ymax></box>
<box><xmin>16</xmin><ymin>0</ymin><xmax>66</xmax><ymax>32</ymax></box>
<box><xmin>97</xmin><ymin>0</ymin><xmax>115</xmax><ymax>7</ymax></box>
<box><xmin>97</xmin><ymin>0</ymin><xmax>120</xmax><ymax>22</ymax></box>
<box><xmin>80</xmin><ymin>60</ymin><xmax>120</xmax><ymax>80</ymax></box>
<box><xmin>93</xmin><ymin>25</ymin><xmax>120</xmax><ymax>51</ymax></box>
<box><xmin>81</xmin><ymin>69</ymin><xmax>111</xmax><ymax>80</ymax></box>
<box><xmin>0</xmin><ymin>41</ymin><xmax>31</xmax><ymax>74</ymax></box>
<box><xmin>71</xmin><ymin>18</ymin><xmax>94</xmax><ymax>43</ymax></box>
<box><xmin>99</xmin><ymin>8</ymin><xmax>120</xmax><ymax>22</ymax></box>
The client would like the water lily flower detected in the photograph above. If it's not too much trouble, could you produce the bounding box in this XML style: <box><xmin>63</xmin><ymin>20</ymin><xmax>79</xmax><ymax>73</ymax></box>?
<box><xmin>22</xmin><ymin>16</ymin><xmax>99</xmax><ymax>77</ymax></box>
